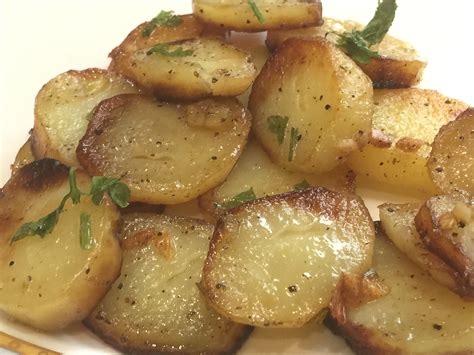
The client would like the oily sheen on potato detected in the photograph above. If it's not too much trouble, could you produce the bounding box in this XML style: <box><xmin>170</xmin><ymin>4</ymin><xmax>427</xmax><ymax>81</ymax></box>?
<box><xmin>86</xmin><ymin>213</ymin><xmax>252</xmax><ymax>354</ymax></box>
<box><xmin>428</xmin><ymin>108</ymin><xmax>474</xmax><ymax>195</ymax></box>
<box><xmin>266</xmin><ymin>17</ymin><xmax>426</xmax><ymax>88</ymax></box>
<box><xmin>415</xmin><ymin>194</ymin><xmax>474</xmax><ymax>296</ymax></box>
<box><xmin>10</xmin><ymin>139</ymin><xmax>35</xmax><ymax>175</ymax></box>
<box><xmin>32</xmin><ymin>69</ymin><xmax>139</xmax><ymax>167</ymax></box>
<box><xmin>77</xmin><ymin>94</ymin><xmax>251</xmax><ymax>205</ymax></box>
<box><xmin>0</xmin><ymin>159</ymin><xmax>121</xmax><ymax>331</ymax></box>
<box><xmin>326</xmin><ymin>232</ymin><xmax>474</xmax><ymax>354</ymax></box>
<box><xmin>249</xmin><ymin>37</ymin><xmax>373</xmax><ymax>174</ymax></box>
<box><xmin>348</xmin><ymin>89</ymin><xmax>468</xmax><ymax>195</ymax></box>
<box><xmin>199</xmin><ymin>139</ymin><xmax>355</xmax><ymax>220</ymax></box>
<box><xmin>201</xmin><ymin>187</ymin><xmax>375</xmax><ymax>327</ymax></box>
<box><xmin>379</xmin><ymin>202</ymin><xmax>472</xmax><ymax>298</ymax></box>
<box><xmin>192</xmin><ymin>0</ymin><xmax>322</xmax><ymax>32</ymax></box>
<box><xmin>110</xmin><ymin>37</ymin><xmax>256</xmax><ymax>100</ymax></box>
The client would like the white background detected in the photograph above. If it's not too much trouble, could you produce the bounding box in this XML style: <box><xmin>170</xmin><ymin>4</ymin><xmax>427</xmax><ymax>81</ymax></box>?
<box><xmin>0</xmin><ymin>0</ymin><xmax>473</xmax><ymax>353</ymax></box>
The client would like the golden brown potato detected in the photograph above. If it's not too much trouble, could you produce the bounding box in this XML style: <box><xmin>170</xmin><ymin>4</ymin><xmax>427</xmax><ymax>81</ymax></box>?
<box><xmin>77</xmin><ymin>94</ymin><xmax>251</xmax><ymax>205</ymax></box>
<box><xmin>11</xmin><ymin>139</ymin><xmax>35</xmax><ymax>175</ymax></box>
<box><xmin>86</xmin><ymin>213</ymin><xmax>252</xmax><ymax>353</ymax></box>
<box><xmin>326</xmin><ymin>232</ymin><xmax>474</xmax><ymax>354</ymax></box>
<box><xmin>0</xmin><ymin>159</ymin><xmax>121</xmax><ymax>331</ymax></box>
<box><xmin>110</xmin><ymin>37</ymin><xmax>256</xmax><ymax>101</ymax></box>
<box><xmin>201</xmin><ymin>187</ymin><xmax>375</xmax><ymax>328</ymax></box>
<box><xmin>380</xmin><ymin>202</ymin><xmax>472</xmax><ymax>298</ymax></box>
<box><xmin>267</xmin><ymin>17</ymin><xmax>426</xmax><ymax>88</ymax></box>
<box><xmin>193</xmin><ymin>0</ymin><xmax>322</xmax><ymax>32</ymax></box>
<box><xmin>249</xmin><ymin>37</ymin><xmax>373</xmax><ymax>174</ymax></box>
<box><xmin>415</xmin><ymin>194</ymin><xmax>474</xmax><ymax>295</ymax></box>
<box><xmin>348</xmin><ymin>89</ymin><xmax>468</xmax><ymax>195</ymax></box>
<box><xmin>32</xmin><ymin>69</ymin><xmax>139</xmax><ymax>167</ymax></box>
<box><xmin>428</xmin><ymin>108</ymin><xmax>474</xmax><ymax>195</ymax></box>
<box><xmin>199</xmin><ymin>139</ymin><xmax>355</xmax><ymax>220</ymax></box>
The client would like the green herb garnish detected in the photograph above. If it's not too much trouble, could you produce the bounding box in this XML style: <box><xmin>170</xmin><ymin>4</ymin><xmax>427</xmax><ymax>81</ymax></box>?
<box><xmin>216</xmin><ymin>188</ymin><xmax>257</xmax><ymax>209</ymax></box>
<box><xmin>10</xmin><ymin>168</ymin><xmax>130</xmax><ymax>249</ymax></box>
<box><xmin>146</xmin><ymin>43</ymin><xmax>193</xmax><ymax>57</ymax></box>
<box><xmin>288</xmin><ymin>127</ymin><xmax>301</xmax><ymax>162</ymax></box>
<box><xmin>267</xmin><ymin>115</ymin><xmax>289</xmax><ymax>145</ymax></box>
<box><xmin>142</xmin><ymin>10</ymin><xmax>182</xmax><ymax>37</ymax></box>
<box><xmin>248</xmin><ymin>0</ymin><xmax>265</xmax><ymax>24</ymax></box>
<box><xmin>294</xmin><ymin>179</ymin><xmax>311</xmax><ymax>191</ymax></box>
<box><xmin>336</xmin><ymin>0</ymin><xmax>397</xmax><ymax>64</ymax></box>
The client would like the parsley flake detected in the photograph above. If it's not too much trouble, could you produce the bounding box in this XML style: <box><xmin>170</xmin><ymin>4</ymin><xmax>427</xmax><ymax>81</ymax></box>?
<box><xmin>142</xmin><ymin>10</ymin><xmax>182</xmax><ymax>37</ymax></box>
<box><xmin>267</xmin><ymin>115</ymin><xmax>289</xmax><ymax>145</ymax></box>
<box><xmin>294</xmin><ymin>179</ymin><xmax>311</xmax><ymax>191</ymax></box>
<box><xmin>248</xmin><ymin>0</ymin><xmax>265</xmax><ymax>24</ymax></box>
<box><xmin>80</xmin><ymin>212</ymin><xmax>94</xmax><ymax>250</ymax></box>
<box><xmin>288</xmin><ymin>127</ymin><xmax>301</xmax><ymax>162</ymax></box>
<box><xmin>216</xmin><ymin>188</ymin><xmax>257</xmax><ymax>209</ymax></box>
<box><xmin>146</xmin><ymin>44</ymin><xmax>193</xmax><ymax>57</ymax></box>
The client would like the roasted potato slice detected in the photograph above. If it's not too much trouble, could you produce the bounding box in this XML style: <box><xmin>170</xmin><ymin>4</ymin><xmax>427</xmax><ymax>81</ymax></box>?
<box><xmin>415</xmin><ymin>194</ymin><xmax>474</xmax><ymax>294</ymax></box>
<box><xmin>32</xmin><ymin>69</ymin><xmax>139</xmax><ymax>167</ymax></box>
<box><xmin>326</xmin><ymin>231</ymin><xmax>474</xmax><ymax>354</ymax></box>
<box><xmin>201</xmin><ymin>187</ymin><xmax>375</xmax><ymax>327</ymax></box>
<box><xmin>0</xmin><ymin>159</ymin><xmax>121</xmax><ymax>331</ymax></box>
<box><xmin>11</xmin><ymin>138</ymin><xmax>35</xmax><ymax>175</ymax></box>
<box><xmin>379</xmin><ymin>203</ymin><xmax>472</xmax><ymax>298</ymax></box>
<box><xmin>110</xmin><ymin>37</ymin><xmax>256</xmax><ymax>101</ymax></box>
<box><xmin>249</xmin><ymin>37</ymin><xmax>373</xmax><ymax>174</ymax></box>
<box><xmin>85</xmin><ymin>213</ymin><xmax>252</xmax><ymax>353</ymax></box>
<box><xmin>77</xmin><ymin>94</ymin><xmax>251</xmax><ymax>205</ymax></box>
<box><xmin>199</xmin><ymin>139</ymin><xmax>355</xmax><ymax>220</ymax></box>
<box><xmin>348</xmin><ymin>89</ymin><xmax>468</xmax><ymax>195</ymax></box>
<box><xmin>193</xmin><ymin>0</ymin><xmax>322</xmax><ymax>32</ymax></box>
<box><xmin>428</xmin><ymin>108</ymin><xmax>474</xmax><ymax>195</ymax></box>
<box><xmin>267</xmin><ymin>17</ymin><xmax>426</xmax><ymax>88</ymax></box>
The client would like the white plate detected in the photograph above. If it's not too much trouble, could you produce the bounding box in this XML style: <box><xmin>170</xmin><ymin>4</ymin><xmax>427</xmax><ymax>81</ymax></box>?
<box><xmin>0</xmin><ymin>0</ymin><xmax>473</xmax><ymax>353</ymax></box>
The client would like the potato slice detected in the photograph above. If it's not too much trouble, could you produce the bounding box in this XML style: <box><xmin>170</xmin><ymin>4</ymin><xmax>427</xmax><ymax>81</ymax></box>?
<box><xmin>379</xmin><ymin>203</ymin><xmax>472</xmax><ymax>298</ymax></box>
<box><xmin>415</xmin><ymin>194</ymin><xmax>474</xmax><ymax>295</ymax></box>
<box><xmin>200</xmin><ymin>187</ymin><xmax>375</xmax><ymax>327</ymax></box>
<box><xmin>199</xmin><ymin>139</ymin><xmax>355</xmax><ymax>220</ymax></box>
<box><xmin>428</xmin><ymin>108</ymin><xmax>474</xmax><ymax>195</ymax></box>
<box><xmin>11</xmin><ymin>138</ymin><xmax>35</xmax><ymax>175</ymax></box>
<box><xmin>110</xmin><ymin>37</ymin><xmax>256</xmax><ymax>100</ymax></box>
<box><xmin>85</xmin><ymin>213</ymin><xmax>252</xmax><ymax>353</ymax></box>
<box><xmin>249</xmin><ymin>37</ymin><xmax>373</xmax><ymax>174</ymax></box>
<box><xmin>267</xmin><ymin>17</ymin><xmax>426</xmax><ymax>88</ymax></box>
<box><xmin>326</xmin><ymin>231</ymin><xmax>474</xmax><ymax>354</ymax></box>
<box><xmin>77</xmin><ymin>94</ymin><xmax>251</xmax><ymax>205</ymax></box>
<box><xmin>0</xmin><ymin>159</ymin><xmax>121</xmax><ymax>331</ymax></box>
<box><xmin>348</xmin><ymin>89</ymin><xmax>468</xmax><ymax>195</ymax></box>
<box><xmin>33</xmin><ymin>69</ymin><xmax>139</xmax><ymax>167</ymax></box>
<box><xmin>193</xmin><ymin>0</ymin><xmax>322</xmax><ymax>32</ymax></box>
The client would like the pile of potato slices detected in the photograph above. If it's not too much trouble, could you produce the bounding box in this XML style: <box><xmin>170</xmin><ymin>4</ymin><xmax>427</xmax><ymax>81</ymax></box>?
<box><xmin>1</xmin><ymin>0</ymin><xmax>473</xmax><ymax>354</ymax></box>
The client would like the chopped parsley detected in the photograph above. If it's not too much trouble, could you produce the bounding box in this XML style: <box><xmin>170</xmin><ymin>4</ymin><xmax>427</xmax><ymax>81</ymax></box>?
<box><xmin>215</xmin><ymin>188</ymin><xmax>257</xmax><ymax>209</ymax></box>
<box><xmin>142</xmin><ymin>10</ymin><xmax>182</xmax><ymax>37</ymax></box>
<box><xmin>294</xmin><ymin>179</ymin><xmax>311</xmax><ymax>191</ymax></box>
<box><xmin>79</xmin><ymin>213</ymin><xmax>93</xmax><ymax>250</ymax></box>
<box><xmin>248</xmin><ymin>0</ymin><xmax>265</xmax><ymax>24</ymax></box>
<box><xmin>267</xmin><ymin>115</ymin><xmax>289</xmax><ymax>144</ymax></box>
<box><xmin>288</xmin><ymin>127</ymin><xmax>301</xmax><ymax>162</ymax></box>
<box><xmin>146</xmin><ymin>43</ymin><xmax>193</xmax><ymax>57</ymax></box>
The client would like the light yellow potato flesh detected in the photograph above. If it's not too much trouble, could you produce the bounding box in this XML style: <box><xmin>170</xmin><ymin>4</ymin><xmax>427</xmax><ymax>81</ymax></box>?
<box><xmin>379</xmin><ymin>203</ymin><xmax>469</xmax><ymax>298</ymax></box>
<box><xmin>249</xmin><ymin>37</ymin><xmax>373</xmax><ymax>174</ymax></box>
<box><xmin>193</xmin><ymin>0</ymin><xmax>322</xmax><ymax>32</ymax></box>
<box><xmin>199</xmin><ymin>139</ymin><xmax>355</xmax><ymax>219</ymax></box>
<box><xmin>348</xmin><ymin>89</ymin><xmax>468</xmax><ymax>195</ymax></box>
<box><xmin>328</xmin><ymin>234</ymin><xmax>474</xmax><ymax>354</ymax></box>
<box><xmin>266</xmin><ymin>17</ymin><xmax>426</xmax><ymax>88</ymax></box>
<box><xmin>428</xmin><ymin>108</ymin><xmax>474</xmax><ymax>195</ymax></box>
<box><xmin>110</xmin><ymin>38</ymin><xmax>256</xmax><ymax>100</ymax></box>
<box><xmin>33</xmin><ymin>69</ymin><xmax>139</xmax><ymax>167</ymax></box>
<box><xmin>201</xmin><ymin>188</ymin><xmax>375</xmax><ymax>327</ymax></box>
<box><xmin>0</xmin><ymin>159</ymin><xmax>121</xmax><ymax>331</ymax></box>
<box><xmin>11</xmin><ymin>139</ymin><xmax>35</xmax><ymax>174</ymax></box>
<box><xmin>86</xmin><ymin>214</ymin><xmax>252</xmax><ymax>353</ymax></box>
<box><xmin>77</xmin><ymin>94</ymin><xmax>251</xmax><ymax>205</ymax></box>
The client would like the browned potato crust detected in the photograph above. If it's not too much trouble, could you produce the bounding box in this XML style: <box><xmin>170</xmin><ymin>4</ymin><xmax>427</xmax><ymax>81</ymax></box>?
<box><xmin>0</xmin><ymin>159</ymin><xmax>121</xmax><ymax>331</ymax></box>
<box><xmin>415</xmin><ymin>194</ymin><xmax>474</xmax><ymax>295</ymax></box>
<box><xmin>10</xmin><ymin>138</ymin><xmax>35</xmax><ymax>175</ymax></box>
<box><xmin>201</xmin><ymin>187</ymin><xmax>375</xmax><ymax>328</ymax></box>
<box><xmin>266</xmin><ymin>18</ymin><xmax>426</xmax><ymax>88</ymax></box>
<box><xmin>428</xmin><ymin>108</ymin><xmax>474</xmax><ymax>195</ymax></box>
<box><xmin>326</xmin><ymin>232</ymin><xmax>474</xmax><ymax>354</ymax></box>
<box><xmin>249</xmin><ymin>37</ymin><xmax>373</xmax><ymax>174</ymax></box>
<box><xmin>77</xmin><ymin>94</ymin><xmax>251</xmax><ymax>205</ymax></box>
<box><xmin>193</xmin><ymin>0</ymin><xmax>322</xmax><ymax>32</ymax></box>
<box><xmin>85</xmin><ymin>213</ymin><xmax>252</xmax><ymax>353</ymax></box>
